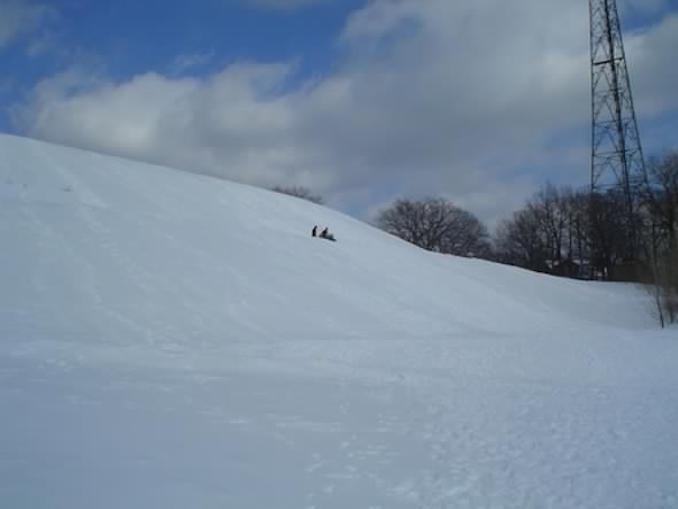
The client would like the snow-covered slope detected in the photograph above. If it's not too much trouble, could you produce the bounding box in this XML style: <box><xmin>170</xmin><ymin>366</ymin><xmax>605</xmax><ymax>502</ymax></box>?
<box><xmin>1</xmin><ymin>134</ymin><xmax>677</xmax><ymax>508</ymax></box>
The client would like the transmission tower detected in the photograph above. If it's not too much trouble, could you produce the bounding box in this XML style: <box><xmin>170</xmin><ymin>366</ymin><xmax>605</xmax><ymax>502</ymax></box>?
<box><xmin>589</xmin><ymin>1</ymin><xmax>663</xmax><ymax>316</ymax></box>
<box><xmin>589</xmin><ymin>0</ymin><xmax>647</xmax><ymax>212</ymax></box>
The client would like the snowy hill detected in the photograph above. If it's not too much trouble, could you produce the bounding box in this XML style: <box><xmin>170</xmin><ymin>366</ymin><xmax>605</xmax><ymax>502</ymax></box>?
<box><xmin>1</xmin><ymin>134</ymin><xmax>677</xmax><ymax>508</ymax></box>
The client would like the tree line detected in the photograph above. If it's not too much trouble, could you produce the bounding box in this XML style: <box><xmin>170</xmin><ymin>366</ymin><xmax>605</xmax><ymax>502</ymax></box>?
<box><xmin>374</xmin><ymin>151</ymin><xmax>677</xmax><ymax>325</ymax></box>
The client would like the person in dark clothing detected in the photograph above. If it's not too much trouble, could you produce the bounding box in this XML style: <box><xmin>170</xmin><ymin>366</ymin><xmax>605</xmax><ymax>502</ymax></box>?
<box><xmin>319</xmin><ymin>227</ymin><xmax>336</xmax><ymax>241</ymax></box>
<box><xmin>312</xmin><ymin>225</ymin><xmax>318</xmax><ymax>237</ymax></box>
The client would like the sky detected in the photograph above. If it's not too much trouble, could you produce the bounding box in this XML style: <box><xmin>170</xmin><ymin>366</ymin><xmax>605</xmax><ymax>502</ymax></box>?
<box><xmin>1</xmin><ymin>0</ymin><xmax>677</xmax><ymax>228</ymax></box>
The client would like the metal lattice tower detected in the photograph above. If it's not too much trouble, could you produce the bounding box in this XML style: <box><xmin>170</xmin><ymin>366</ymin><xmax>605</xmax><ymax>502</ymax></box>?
<box><xmin>589</xmin><ymin>0</ymin><xmax>647</xmax><ymax>212</ymax></box>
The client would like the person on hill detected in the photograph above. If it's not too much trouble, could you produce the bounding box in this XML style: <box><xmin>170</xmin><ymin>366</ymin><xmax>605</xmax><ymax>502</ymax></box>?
<box><xmin>319</xmin><ymin>227</ymin><xmax>336</xmax><ymax>241</ymax></box>
<box><xmin>312</xmin><ymin>225</ymin><xmax>318</xmax><ymax>237</ymax></box>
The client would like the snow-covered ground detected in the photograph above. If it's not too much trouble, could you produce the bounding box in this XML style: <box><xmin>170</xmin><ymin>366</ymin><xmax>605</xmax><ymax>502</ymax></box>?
<box><xmin>1</xmin><ymin>133</ymin><xmax>677</xmax><ymax>508</ymax></box>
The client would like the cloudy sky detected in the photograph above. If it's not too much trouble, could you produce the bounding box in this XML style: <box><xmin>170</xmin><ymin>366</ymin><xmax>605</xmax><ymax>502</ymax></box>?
<box><xmin>2</xmin><ymin>0</ymin><xmax>677</xmax><ymax>227</ymax></box>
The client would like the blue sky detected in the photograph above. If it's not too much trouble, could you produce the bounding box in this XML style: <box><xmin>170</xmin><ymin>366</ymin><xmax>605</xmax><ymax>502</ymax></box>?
<box><xmin>1</xmin><ymin>0</ymin><xmax>363</xmax><ymax>127</ymax></box>
<box><xmin>2</xmin><ymin>0</ymin><xmax>677</xmax><ymax>226</ymax></box>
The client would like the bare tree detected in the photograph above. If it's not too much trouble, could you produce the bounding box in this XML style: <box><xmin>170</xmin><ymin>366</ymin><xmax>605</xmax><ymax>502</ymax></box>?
<box><xmin>495</xmin><ymin>183</ymin><xmax>643</xmax><ymax>279</ymax></box>
<box><xmin>534</xmin><ymin>184</ymin><xmax>568</xmax><ymax>263</ymax></box>
<box><xmin>271</xmin><ymin>186</ymin><xmax>324</xmax><ymax>205</ymax></box>
<box><xmin>376</xmin><ymin>197</ymin><xmax>491</xmax><ymax>258</ymax></box>
<box><xmin>642</xmin><ymin>151</ymin><xmax>678</xmax><ymax>323</ymax></box>
<box><xmin>494</xmin><ymin>185</ymin><xmax>590</xmax><ymax>275</ymax></box>
<box><xmin>494</xmin><ymin>208</ymin><xmax>549</xmax><ymax>272</ymax></box>
<box><xmin>563</xmin><ymin>190</ymin><xmax>589</xmax><ymax>267</ymax></box>
<box><xmin>644</xmin><ymin>151</ymin><xmax>678</xmax><ymax>249</ymax></box>
<box><xmin>588</xmin><ymin>190</ymin><xmax>631</xmax><ymax>279</ymax></box>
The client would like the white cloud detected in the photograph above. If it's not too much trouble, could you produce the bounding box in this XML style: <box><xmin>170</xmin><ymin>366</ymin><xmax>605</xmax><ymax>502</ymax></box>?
<box><xmin>13</xmin><ymin>0</ymin><xmax>678</xmax><ymax>227</ymax></box>
<box><xmin>0</xmin><ymin>0</ymin><xmax>54</xmax><ymax>49</ymax></box>
<box><xmin>169</xmin><ymin>51</ymin><xmax>215</xmax><ymax>75</ymax></box>
<box><xmin>625</xmin><ymin>14</ymin><xmax>678</xmax><ymax>114</ymax></box>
